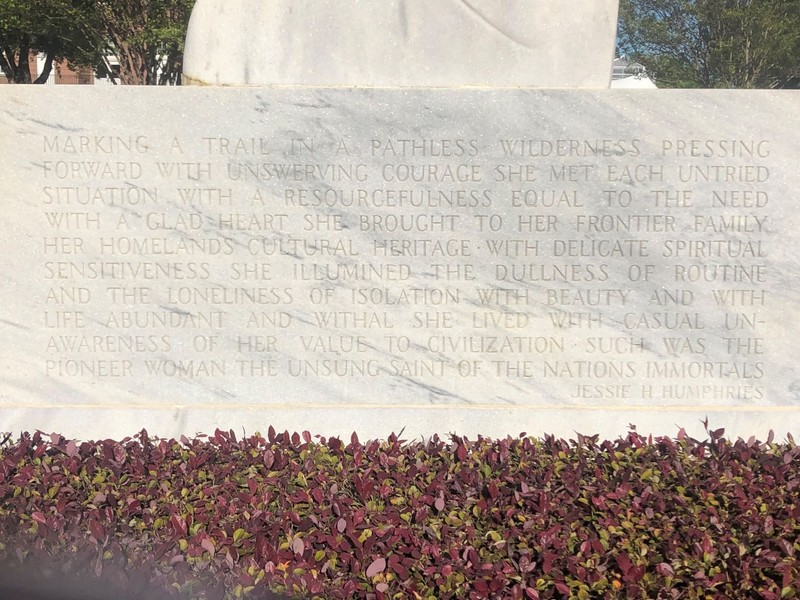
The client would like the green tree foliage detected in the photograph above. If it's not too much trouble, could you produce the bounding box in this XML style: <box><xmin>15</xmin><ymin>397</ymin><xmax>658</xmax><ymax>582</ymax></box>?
<box><xmin>617</xmin><ymin>0</ymin><xmax>800</xmax><ymax>88</ymax></box>
<box><xmin>0</xmin><ymin>0</ymin><xmax>101</xmax><ymax>83</ymax></box>
<box><xmin>93</xmin><ymin>0</ymin><xmax>195</xmax><ymax>85</ymax></box>
<box><xmin>0</xmin><ymin>0</ymin><xmax>195</xmax><ymax>84</ymax></box>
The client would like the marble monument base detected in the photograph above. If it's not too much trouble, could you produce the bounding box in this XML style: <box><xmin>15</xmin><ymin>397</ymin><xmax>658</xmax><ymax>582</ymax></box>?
<box><xmin>1</xmin><ymin>87</ymin><xmax>798</xmax><ymax>441</ymax></box>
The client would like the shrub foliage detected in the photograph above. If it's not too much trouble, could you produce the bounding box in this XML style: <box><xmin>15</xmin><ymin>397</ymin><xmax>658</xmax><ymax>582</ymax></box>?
<box><xmin>0</xmin><ymin>426</ymin><xmax>799</xmax><ymax>599</ymax></box>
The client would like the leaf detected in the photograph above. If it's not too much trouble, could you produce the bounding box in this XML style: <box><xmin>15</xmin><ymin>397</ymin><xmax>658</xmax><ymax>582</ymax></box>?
<box><xmin>616</xmin><ymin>552</ymin><xmax>632</xmax><ymax>575</ymax></box>
<box><xmin>292</xmin><ymin>537</ymin><xmax>305</xmax><ymax>555</ymax></box>
<box><xmin>486</xmin><ymin>530</ymin><xmax>503</xmax><ymax>543</ymax></box>
<box><xmin>65</xmin><ymin>440</ymin><xmax>78</xmax><ymax>458</ymax></box>
<box><xmin>657</xmin><ymin>562</ymin><xmax>674</xmax><ymax>577</ymax></box>
<box><xmin>112</xmin><ymin>444</ymin><xmax>126</xmax><ymax>463</ymax></box>
<box><xmin>337</xmin><ymin>518</ymin><xmax>347</xmax><ymax>533</ymax></box>
<box><xmin>456</xmin><ymin>445</ymin><xmax>467</xmax><ymax>461</ymax></box>
<box><xmin>233</xmin><ymin>528</ymin><xmax>247</xmax><ymax>544</ymax></box>
<box><xmin>89</xmin><ymin>520</ymin><xmax>105</xmax><ymax>540</ymax></box>
<box><xmin>434</xmin><ymin>497</ymin><xmax>445</xmax><ymax>512</ymax></box>
<box><xmin>170</xmin><ymin>514</ymin><xmax>187</xmax><ymax>537</ymax></box>
<box><xmin>366</xmin><ymin>557</ymin><xmax>386</xmax><ymax>578</ymax></box>
<box><xmin>359</xmin><ymin>528</ymin><xmax>373</xmax><ymax>544</ymax></box>
<box><xmin>201</xmin><ymin>538</ymin><xmax>215</xmax><ymax>555</ymax></box>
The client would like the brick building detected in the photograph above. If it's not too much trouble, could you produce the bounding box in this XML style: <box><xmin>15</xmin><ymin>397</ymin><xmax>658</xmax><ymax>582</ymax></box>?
<box><xmin>1</xmin><ymin>53</ymin><xmax>98</xmax><ymax>85</ymax></box>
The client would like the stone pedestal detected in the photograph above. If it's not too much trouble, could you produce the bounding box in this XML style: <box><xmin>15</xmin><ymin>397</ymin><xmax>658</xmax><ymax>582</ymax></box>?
<box><xmin>1</xmin><ymin>87</ymin><xmax>799</xmax><ymax>441</ymax></box>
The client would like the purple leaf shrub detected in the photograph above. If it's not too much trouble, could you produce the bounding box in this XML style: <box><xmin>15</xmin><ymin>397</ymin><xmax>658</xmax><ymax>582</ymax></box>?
<box><xmin>0</xmin><ymin>427</ymin><xmax>798</xmax><ymax>599</ymax></box>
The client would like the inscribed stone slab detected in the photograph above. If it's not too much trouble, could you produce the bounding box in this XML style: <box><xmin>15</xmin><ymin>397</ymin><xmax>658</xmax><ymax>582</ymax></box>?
<box><xmin>1</xmin><ymin>88</ymin><xmax>799</xmax><ymax>441</ymax></box>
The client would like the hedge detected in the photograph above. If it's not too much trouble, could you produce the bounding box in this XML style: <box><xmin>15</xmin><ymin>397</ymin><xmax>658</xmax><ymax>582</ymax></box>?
<box><xmin>0</xmin><ymin>425</ymin><xmax>798</xmax><ymax>599</ymax></box>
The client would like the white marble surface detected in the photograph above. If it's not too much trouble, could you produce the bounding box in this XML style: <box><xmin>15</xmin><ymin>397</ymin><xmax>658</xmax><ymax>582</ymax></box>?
<box><xmin>183</xmin><ymin>0</ymin><xmax>618</xmax><ymax>88</ymax></box>
<box><xmin>0</xmin><ymin>87</ymin><xmax>799</xmax><ymax>442</ymax></box>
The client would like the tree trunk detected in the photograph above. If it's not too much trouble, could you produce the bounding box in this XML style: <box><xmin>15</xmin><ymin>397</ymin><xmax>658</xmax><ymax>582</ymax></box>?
<box><xmin>158</xmin><ymin>52</ymin><xmax>184</xmax><ymax>85</ymax></box>
<box><xmin>114</xmin><ymin>40</ymin><xmax>149</xmax><ymax>85</ymax></box>
<box><xmin>0</xmin><ymin>48</ymin><xmax>14</xmax><ymax>82</ymax></box>
<box><xmin>34</xmin><ymin>53</ymin><xmax>55</xmax><ymax>84</ymax></box>
<box><xmin>16</xmin><ymin>39</ymin><xmax>32</xmax><ymax>83</ymax></box>
<box><xmin>2</xmin><ymin>40</ymin><xmax>34</xmax><ymax>84</ymax></box>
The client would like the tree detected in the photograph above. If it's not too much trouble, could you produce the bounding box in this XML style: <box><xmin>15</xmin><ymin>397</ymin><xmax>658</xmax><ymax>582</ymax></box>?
<box><xmin>93</xmin><ymin>0</ymin><xmax>195</xmax><ymax>85</ymax></box>
<box><xmin>1</xmin><ymin>0</ymin><xmax>196</xmax><ymax>85</ymax></box>
<box><xmin>617</xmin><ymin>0</ymin><xmax>800</xmax><ymax>88</ymax></box>
<box><xmin>0</xmin><ymin>0</ymin><xmax>102</xmax><ymax>83</ymax></box>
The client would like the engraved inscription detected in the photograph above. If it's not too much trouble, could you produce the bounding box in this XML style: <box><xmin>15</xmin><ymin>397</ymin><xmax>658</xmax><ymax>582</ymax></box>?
<box><xmin>32</xmin><ymin>123</ymin><xmax>775</xmax><ymax>404</ymax></box>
